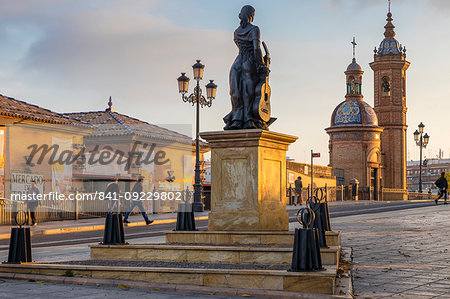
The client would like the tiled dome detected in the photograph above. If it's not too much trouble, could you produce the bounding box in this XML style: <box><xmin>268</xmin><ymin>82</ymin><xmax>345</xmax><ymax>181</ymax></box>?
<box><xmin>331</xmin><ymin>99</ymin><xmax>378</xmax><ymax>127</ymax></box>
<box><xmin>376</xmin><ymin>12</ymin><xmax>405</xmax><ymax>56</ymax></box>
<box><xmin>346</xmin><ymin>58</ymin><xmax>362</xmax><ymax>71</ymax></box>
<box><xmin>377</xmin><ymin>38</ymin><xmax>401</xmax><ymax>55</ymax></box>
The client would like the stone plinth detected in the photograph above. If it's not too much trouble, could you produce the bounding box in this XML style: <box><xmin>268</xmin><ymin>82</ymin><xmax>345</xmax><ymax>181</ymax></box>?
<box><xmin>165</xmin><ymin>231</ymin><xmax>341</xmax><ymax>247</ymax></box>
<box><xmin>200</xmin><ymin>130</ymin><xmax>297</xmax><ymax>231</ymax></box>
<box><xmin>0</xmin><ymin>263</ymin><xmax>337</xmax><ymax>294</ymax></box>
<box><xmin>90</xmin><ymin>244</ymin><xmax>340</xmax><ymax>266</ymax></box>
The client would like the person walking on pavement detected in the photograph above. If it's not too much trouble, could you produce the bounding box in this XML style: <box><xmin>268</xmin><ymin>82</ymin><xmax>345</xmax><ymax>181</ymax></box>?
<box><xmin>435</xmin><ymin>172</ymin><xmax>448</xmax><ymax>205</ymax></box>
<box><xmin>123</xmin><ymin>177</ymin><xmax>153</xmax><ymax>225</ymax></box>
<box><xmin>294</xmin><ymin>176</ymin><xmax>303</xmax><ymax>206</ymax></box>
<box><xmin>105</xmin><ymin>177</ymin><xmax>120</xmax><ymax>212</ymax></box>
<box><xmin>27</xmin><ymin>180</ymin><xmax>40</xmax><ymax>226</ymax></box>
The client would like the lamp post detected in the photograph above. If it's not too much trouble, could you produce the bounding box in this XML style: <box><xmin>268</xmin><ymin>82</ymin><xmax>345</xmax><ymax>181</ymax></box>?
<box><xmin>413</xmin><ymin>122</ymin><xmax>430</xmax><ymax>193</ymax></box>
<box><xmin>177</xmin><ymin>60</ymin><xmax>217</xmax><ymax>212</ymax></box>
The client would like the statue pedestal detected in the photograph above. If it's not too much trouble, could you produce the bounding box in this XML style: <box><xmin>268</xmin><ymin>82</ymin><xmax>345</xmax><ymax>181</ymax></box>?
<box><xmin>200</xmin><ymin>129</ymin><xmax>297</xmax><ymax>231</ymax></box>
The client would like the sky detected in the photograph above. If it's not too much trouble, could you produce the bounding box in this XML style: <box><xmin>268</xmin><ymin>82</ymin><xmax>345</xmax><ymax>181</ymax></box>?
<box><xmin>0</xmin><ymin>0</ymin><xmax>449</xmax><ymax>165</ymax></box>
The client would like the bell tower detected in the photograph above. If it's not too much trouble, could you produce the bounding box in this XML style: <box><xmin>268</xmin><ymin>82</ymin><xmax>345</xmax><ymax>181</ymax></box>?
<box><xmin>369</xmin><ymin>3</ymin><xmax>410</xmax><ymax>192</ymax></box>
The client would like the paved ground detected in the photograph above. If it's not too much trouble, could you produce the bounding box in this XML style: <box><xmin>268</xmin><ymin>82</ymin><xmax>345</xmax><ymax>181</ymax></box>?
<box><xmin>0</xmin><ymin>278</ymin><xmax>241</xmax><ymax>298</ymax></box>
<box><xmin>0</xmin><ymin>200</ymin><xmax>438</xmax><ymax>263</ymax></box>
<box><xmin>332</xmin><ymin>204</ymin><xmax>450</xmax><ymax>298</ymax></box>
<box><xmin>1</xmin><ymin>200</ymin><xmax>447</xmax><ymax>298</ymax></box>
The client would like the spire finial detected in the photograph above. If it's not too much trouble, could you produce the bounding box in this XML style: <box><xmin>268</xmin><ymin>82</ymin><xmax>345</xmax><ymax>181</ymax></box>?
<box><xmin>384</xmin><ymin>0</ymin><xmax>395</xmax><ymax>39</ymax></box>
<box><xmin>106</xmin><ymin>96</ymin><xmax>114</xmax><ymax>112</ymax></box>
<box><xmin>351</xmin><ymin>37</ymin><xmax>357</xmax><ymax>60</ymax></box>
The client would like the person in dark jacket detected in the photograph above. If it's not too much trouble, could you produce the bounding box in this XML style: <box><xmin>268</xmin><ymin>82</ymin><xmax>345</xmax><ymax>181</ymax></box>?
<box><xmin>123</xmin><ymin>177</ymin><xmax>153</xmax><ymax>225</ymax></box>
<box><xmin>294</xmin><ymin>176</ymin><xmax>303</xmax><ymax>205</ymax></box>
<box><xmin>435</xmin><ymin>172</ymin><xmax>448</xmax><ymax>205</ymax></box>
<box><xmin>27</xmin><ymin>180</ymin><xmax>40</xmax><ymax>226</ymax></box>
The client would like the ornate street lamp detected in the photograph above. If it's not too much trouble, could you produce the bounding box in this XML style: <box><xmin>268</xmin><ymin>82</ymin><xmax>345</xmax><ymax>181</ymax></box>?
<box><xmin>413</xmin><ymin>123</ymin><xmax>430</xmax><ymax>193</ymax></box>
<box><xmin>177</xmin><ymin>60</ymin><xmax>217</xmax><ymax>212</ymax></box>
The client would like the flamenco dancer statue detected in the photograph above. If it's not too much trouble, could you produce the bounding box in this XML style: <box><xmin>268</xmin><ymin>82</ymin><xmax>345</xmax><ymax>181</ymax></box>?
<box><xmin>223</xmin><ymin>5</ymin><xmax>276</xmax><ymax>130</ymax></box>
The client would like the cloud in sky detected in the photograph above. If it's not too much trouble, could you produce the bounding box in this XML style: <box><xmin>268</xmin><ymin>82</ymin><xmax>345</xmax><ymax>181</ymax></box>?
<box><xmin>325</xmin><ymin>0</ymin><xmax>413</xmax><ymax>12</ymax></box>
<box><xmin>427</xmin><ymin>0</ymin><xmax>450</xmax><ymax>11</ymax></box>
<box><xmin>0</xmin><ymin>0</ymin><xmax>342</xmax><ymax>164</ymax></box>
<box><xmin>0</xmin><ymin>0</ymin><xmax>232</xmax><ymax>108</ymax></box>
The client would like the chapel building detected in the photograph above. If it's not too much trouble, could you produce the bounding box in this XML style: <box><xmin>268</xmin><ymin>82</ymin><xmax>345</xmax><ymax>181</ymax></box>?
<box><xmin>326</xmin><ymin>6</ymin><xmax>410</xmax><ymax>200</ymax></box>
<box><xmin>326</xmin><ymin>47</ymin><xmax>383</xmax><ymax>200</ymax></box>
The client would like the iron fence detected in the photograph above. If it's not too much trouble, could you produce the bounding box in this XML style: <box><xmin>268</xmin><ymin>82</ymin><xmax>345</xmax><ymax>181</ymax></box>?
<box><xmin>0</xmin><ymin>189</ymin><xmax>193</xmax><ymax>225</ymax></box>
<box><xmin>286</xmin><ymin>185</ymin><xmax>440</xmax><ymax>203</ymax></box>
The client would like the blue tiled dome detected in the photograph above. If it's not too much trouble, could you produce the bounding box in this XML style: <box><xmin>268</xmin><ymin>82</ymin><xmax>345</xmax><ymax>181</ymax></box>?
<box><xmin>331</xmin><ymin>100</ymin><xmax>378</xmax><ymax>127</ymax></box>
<box><xmin>377</xmin><ymin>38</ymin><xmax>401</xmax><ymax>55</ymax></box>
<box><xmin>376</xmin><ymin>12</ymin><xmax>404</xmax><ymax>56</ymax></box>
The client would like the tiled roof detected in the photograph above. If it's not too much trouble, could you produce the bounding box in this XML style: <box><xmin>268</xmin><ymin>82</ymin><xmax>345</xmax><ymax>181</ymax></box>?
<box><xmin>0</xmin><ymin>93</ymin><xmax>203</xmax><ymax>146</ymax></box>
<box><xmin>0</xmin><ymin>94</ymin><xmax>87</xmax><ymax>126</ymax></box>
<box><xmin>63</xmin><ymin>110</ymin><xmax>192</xmax><ymax>144</ymax></box>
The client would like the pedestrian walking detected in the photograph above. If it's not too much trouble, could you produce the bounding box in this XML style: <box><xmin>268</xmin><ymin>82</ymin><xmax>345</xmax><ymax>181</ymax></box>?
<box><xmin>123</xmin><ymin>177</ymin><xmax>153</xmax><ymax>225</ymax></box>
<box><xmin>435</xmin><ymin>172</ymin><xmax>448</xmax><ymax>205</ymax></box>
<box><xmin>294</xmin><ymin>176</ymin><xmax>303</xmax><ymax>205</ymax></box>
<box><xmin>105</xmin><ymin>177</ymin><xmax>120</xmax><ymax>212</ymax></box>
<box><xmin>27</xmin><ymin>180</ymin><xmax>40</xmax><ymax>226</ymax></box>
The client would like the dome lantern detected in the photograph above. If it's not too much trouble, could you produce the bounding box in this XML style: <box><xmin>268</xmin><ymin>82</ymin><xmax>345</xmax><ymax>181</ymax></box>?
<box><xmin>345</xmin><ymin>37</ymin><xmax>363</xmax><ymax>98</ymax></box>
<box><xmin>329</xmin><ymin>37</ymin><xmax>379</xmax><ymax>128</ymax></box>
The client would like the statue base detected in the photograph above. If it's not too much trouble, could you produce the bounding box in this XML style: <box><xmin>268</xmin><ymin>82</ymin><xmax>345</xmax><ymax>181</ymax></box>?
<box><xmin>200</xmin><ymin>129</ymin><xmax>297</xmax><ymax>231</ymax></box>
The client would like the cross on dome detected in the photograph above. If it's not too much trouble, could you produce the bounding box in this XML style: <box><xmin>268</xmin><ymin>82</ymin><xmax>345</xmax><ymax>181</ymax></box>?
<box><xmin>351</xmin><ymin>37</ymin><xmax>357</xmax><ymax>60</ymax></box>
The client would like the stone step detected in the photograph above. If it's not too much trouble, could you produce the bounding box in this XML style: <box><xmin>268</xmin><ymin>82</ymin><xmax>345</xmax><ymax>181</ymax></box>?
<box><xmin>166</xmin><ymin>230</ymin><xmax>341</xmax><ymax>247</ymax></box>
<box><xmin>0</xmin><ymin>263</ymin><xmax>337</xmax><ymax>295</ymax></box>
<box><xmin>90</xmin><ymin>244</ymin><xmax>340</xmax><ymax>266</ymax></box>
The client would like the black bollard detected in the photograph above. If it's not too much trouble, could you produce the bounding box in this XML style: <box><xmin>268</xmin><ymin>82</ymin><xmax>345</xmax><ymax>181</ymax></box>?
<box><xmin>175</xmin><ymin>203</ymin><xmax>196</xmax><ymax>231</ymax></box>
<box><xmin>4</xmin><ymin>211</ymin><xmax>32</xmax><ymax>264</ymax></box>
<box><xmin>309</xmin><ymin>196</ymin><xmax>327</xmax><ymax>248</ymax></box>
<box><xmin>290</xmin><ymin>207</ymin><xmax>323</xmax><ymax>272</ymax></box>
<box><xmin>319</xmin><ymin>202</ymin><xmax>331</xmax><ymax>231</ymax></box>
<box><xmin>175</xmin><ymin>189</ymin><xmax>196</xmax><ymax>231</ymax></box>
<box><xmin>101</xmin><ymin>212</ymin><xmax>126</xmax><ymax>245</ymax></box>
<box><xmin>315</xmin><ymin>188</ymin><xmax>331</xmax><ymax>232</ymax></box>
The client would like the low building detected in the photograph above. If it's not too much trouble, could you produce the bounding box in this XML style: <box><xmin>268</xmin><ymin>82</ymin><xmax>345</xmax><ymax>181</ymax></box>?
<box><xmin>0</xmin><ymin>94</ymin><xmax>89</xmax><ymax>199</ymax></box>
<box><xmin>0</xmin><ymin>94</ymin><xmax>209</xmax><ymax>222</ymax></box>
<box><xmin>286</xmin><ymin>161</ymin><xmax>336</xmax><ymax>190</ymax></box>
<box><xmin>407</xmin><ymin>158</ymin><xmax>450</xmax><ymax>192</ymax></box>
<box><xmin>63</xmin><ymin>98</ymin><xmax>196</xmax><ymax>213</ymax></box>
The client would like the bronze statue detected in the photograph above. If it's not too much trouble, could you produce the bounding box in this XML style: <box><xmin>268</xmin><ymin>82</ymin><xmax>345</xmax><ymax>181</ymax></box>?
<box><xmin>223</xmin><ymin>5</ymin><xmax>275</xmax><ymax>130</ymax></box>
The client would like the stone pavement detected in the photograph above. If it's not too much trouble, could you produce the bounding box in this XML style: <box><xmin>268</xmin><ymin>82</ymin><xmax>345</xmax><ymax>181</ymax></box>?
<box><xmin>0</xmin><ymin>278</ymin><xmax>241</xmax><ymax>298</ymax></box>
<box><xmin>332</xmin><ymin>205</ymin><xmax>450</xmax><ymax>298</ymax></box>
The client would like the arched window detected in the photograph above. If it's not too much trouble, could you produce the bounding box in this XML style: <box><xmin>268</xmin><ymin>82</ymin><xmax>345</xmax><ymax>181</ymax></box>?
<box><xmin>355</xmin><ymin>76</ymin><xmax>362</xmax><ymax>95</ymax></box>
<box><xmin>347</xmin><ymin>76</ymin><xmax>355</xmax><ymax>94</ymax></box>
<box><xmin>382</xmin><ymin>76</ymin><xmax>390</xmax><ymax>96</ymax></box>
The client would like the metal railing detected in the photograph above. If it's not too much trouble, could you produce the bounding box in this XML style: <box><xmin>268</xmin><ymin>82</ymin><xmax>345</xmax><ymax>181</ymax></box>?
<box><xmin>0</xmin><ymin>189</ymin><xmax>193</xmax><ymax>225</ymax></box>
<box><xmin>286</xmin><ymin>185</ymin><xmax>440</xmax><ymax>203</ymax></box>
